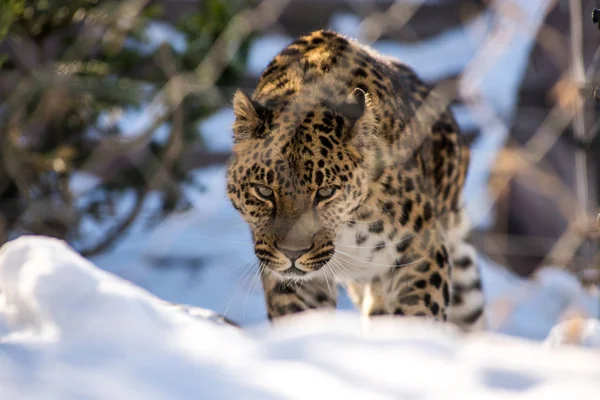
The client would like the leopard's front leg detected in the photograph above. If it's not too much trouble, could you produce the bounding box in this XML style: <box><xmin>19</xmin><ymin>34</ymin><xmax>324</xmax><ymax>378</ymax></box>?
<box><xmin>361</xmin><ymin>232</ymin><xmax>451</xmax><ymax>321</ymax></box>
<box><xmin>261</xmin><ymin>271</ymin><xmax>337</xmax><ymax>321</ymax></box>
<box><xmin>387</xmin><ymin>248</ymin><xmax>450</xmax><ymax>321</ymax></box>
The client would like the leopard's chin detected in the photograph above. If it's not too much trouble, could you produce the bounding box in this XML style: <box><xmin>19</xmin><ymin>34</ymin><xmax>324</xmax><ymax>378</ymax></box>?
<box><xmin>282</xmin><ymin>266</ymin><xmax>308</xmax><ymax>277</ymax></box>
<box><xmin>273</xmin><ymin>266</ymin><xmax>325</xmax><ymax>282</ymax></box>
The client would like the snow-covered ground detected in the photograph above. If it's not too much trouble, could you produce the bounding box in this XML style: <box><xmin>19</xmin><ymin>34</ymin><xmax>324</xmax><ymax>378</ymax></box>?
<box><xmin>1</xmin><ymin>236</ymin><xmax>600</xmax><ymax>400</ymax></box>
<box><xmin>3</xmin><ymin>0</ymin><xmax>600</xmax><ymax>398</ymax></box>
<box><xmin>2</xmin><ymin>161</ymin><xmax>598</xmax><ymax>398</ymax></box>
<box><xmin>2</xmin><ymin>164</ymin><xmax>599</xmax><ymax>399</ymax></box>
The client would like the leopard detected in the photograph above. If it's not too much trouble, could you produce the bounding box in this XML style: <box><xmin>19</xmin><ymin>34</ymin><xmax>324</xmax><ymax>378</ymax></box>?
<box><xmin>226</xmin><ymin>29</ymin><xmax>486</xmax><ymax>331</ymax></box>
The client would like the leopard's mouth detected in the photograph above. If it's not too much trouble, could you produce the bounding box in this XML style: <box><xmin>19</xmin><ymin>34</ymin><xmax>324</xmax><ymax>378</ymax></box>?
<box><xmin>253</xmin><ymin>242</ymin><xmax>334</xmax><ymax>280</ymax></box>
<box><xmin>272</xmin><ymin>259</ymin><xmax>332</xmax><ymax>280</ymax></box>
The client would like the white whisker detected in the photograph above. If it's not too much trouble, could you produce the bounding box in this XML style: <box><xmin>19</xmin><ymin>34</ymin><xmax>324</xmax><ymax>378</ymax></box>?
<box><xmin>222</xmin><ymin>258</ymin><xmax>258</xmax><ymax>320</ymax></box>
<box><xmin>335</xmin><ymin>233</ymin><xmax>414</xmax><ymax>249</ymax></box>
<box><xmin>325</xmin><ymin>267</ymin><xmax>337</xmax><ymax>300</ymax></box>
<box><xmin>334</xmin><ymin>249</ymin><xmax>395</xmax><ymax>268</ymax></box>
<box><xmin>243</xmin><ymin>261</ymin><xmax>263</xmax><ymax>322</ymax></box>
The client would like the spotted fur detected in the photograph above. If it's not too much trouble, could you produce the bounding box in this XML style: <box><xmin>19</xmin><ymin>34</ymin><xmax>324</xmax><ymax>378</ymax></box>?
<box><xmin>227</xmin><ymin>30</ymin><xmax>485</xmax><ymax>330</ymax></box>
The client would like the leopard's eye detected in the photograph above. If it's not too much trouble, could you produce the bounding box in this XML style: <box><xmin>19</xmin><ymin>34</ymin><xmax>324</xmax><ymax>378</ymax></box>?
<box><xmin>316</xmin><ymin>186</ymin><xmax>336</xmax><ymax>201</ymax></box>
<box><xmin>254</xmin><ymin>184</ymin><xmax>274</xmax><ymax>200</ymax></box>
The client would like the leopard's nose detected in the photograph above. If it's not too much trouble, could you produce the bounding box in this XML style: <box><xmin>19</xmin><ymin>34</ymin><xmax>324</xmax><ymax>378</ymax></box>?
<box><xmin>279</xmin><ymin>247</ymin><xmax>310</xmax><ymax>261</ymax></box>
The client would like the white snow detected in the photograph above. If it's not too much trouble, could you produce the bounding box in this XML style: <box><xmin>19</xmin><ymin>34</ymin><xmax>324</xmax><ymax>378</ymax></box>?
<box><xmin>481</xmin><ymin>260</ymin><xmax>600</xmax><ymax>340</ymax></box>
<box><xmin>1</xmin><ymin>236</ymin><xmax>600</xmax><ymax>400</ymax></box>
<box><xmin>2</xmin><ymin>1</ymin><xmax>598</xmax><ymax>397</ymax></box>
<box><xmin>546</xmin><ymin>318</ymin><xmax>600</xmax><ymax>349</ymax></box>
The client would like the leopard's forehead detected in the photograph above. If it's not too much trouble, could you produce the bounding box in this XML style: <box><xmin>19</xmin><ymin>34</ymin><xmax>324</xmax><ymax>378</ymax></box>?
<box><xmin>253</xmin><ymin>133</ymin><xmax>352</xmax><ymax>186</ymax></box>
<box><xmin>233</xmin><ymin>104</ymin><xmax>361</xmax><ymax>193</ymax></box>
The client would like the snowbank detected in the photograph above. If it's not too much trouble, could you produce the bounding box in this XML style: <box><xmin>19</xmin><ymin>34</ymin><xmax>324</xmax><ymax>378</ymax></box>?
<box><xmin>546</xmin><ymin>318</ymin><xmax>600</xmax><ymax>349</ymax></box>
<box><xmin>1</xmin><ymin>236</ymin><xmax>600</xmax><ymax>400</ymax></box>
<box><xmin>481</xmin><ymin>260</ymin><xmax>600</xmax><ymax>340</ymax></box>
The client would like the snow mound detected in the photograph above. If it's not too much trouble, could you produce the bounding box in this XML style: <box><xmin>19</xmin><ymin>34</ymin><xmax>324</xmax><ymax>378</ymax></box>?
<box><xmin>545</xmin><ymin>319</ymin><xmax>600</xmax><ymax>349</ymax></box>
<box><xmin>1</xmin><ymin>236</ymin><xmax>600</xmax><ymax>400</ymax></box>
<box><xmin>482</xmin><ymin>259</ymin><xmax>600</xmax><ymax>340</ymax></box>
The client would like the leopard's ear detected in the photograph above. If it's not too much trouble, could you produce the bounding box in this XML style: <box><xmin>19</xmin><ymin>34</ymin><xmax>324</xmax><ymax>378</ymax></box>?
<box><xmin>333</xmin><ymin>88</ymin><xmax>377</xmax><ymax>141</ymax></box>
<box><xmin>232</xmin><ymin>90</ymin><xmax>266</xmax><ymax>142</ymax></box>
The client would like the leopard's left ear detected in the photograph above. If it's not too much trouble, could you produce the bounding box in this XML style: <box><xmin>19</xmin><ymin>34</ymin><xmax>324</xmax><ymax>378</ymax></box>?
<box><xmin>333</xmin><ymin>88</ymin><xmax>377</xmax><ymax>140</ymax></box>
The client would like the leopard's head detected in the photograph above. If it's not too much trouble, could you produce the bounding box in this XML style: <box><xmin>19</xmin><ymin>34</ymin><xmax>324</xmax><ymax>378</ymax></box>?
<box><xmin>227</xmin><ymin>87</ymin><xmax>381</xmax><ymax>280</ymax></box>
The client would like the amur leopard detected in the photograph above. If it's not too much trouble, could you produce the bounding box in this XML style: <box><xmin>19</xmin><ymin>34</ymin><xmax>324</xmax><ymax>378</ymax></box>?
<box><xmin>226</xmin><ymin>30</ymin><xmax>485</xmax><ymax>330</ymax></box>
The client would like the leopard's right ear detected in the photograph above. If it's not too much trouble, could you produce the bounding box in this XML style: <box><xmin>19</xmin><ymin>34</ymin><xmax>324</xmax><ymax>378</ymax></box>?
<box><xmin>232</xmin><ymin>90</ymin><xmax>266</xmax><ymax>142</ymax></box>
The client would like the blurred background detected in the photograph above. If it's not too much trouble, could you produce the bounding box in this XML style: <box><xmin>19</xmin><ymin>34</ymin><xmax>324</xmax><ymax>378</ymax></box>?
<box><xmin>0</xmin><ymin>0</ymin><xmax>599</xmax><ymax>339</ymax></box>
